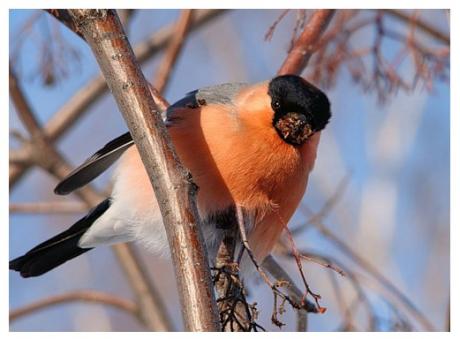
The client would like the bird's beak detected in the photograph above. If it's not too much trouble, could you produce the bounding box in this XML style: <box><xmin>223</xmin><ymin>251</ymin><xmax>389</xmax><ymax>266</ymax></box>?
<box><xmin>275</xmin><ymin>112</ymin><xmax>314</xmax><ymax>145</ymax></box>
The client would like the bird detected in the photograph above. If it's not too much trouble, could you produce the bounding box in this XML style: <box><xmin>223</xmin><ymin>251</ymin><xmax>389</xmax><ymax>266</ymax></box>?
<box><xmin>9</xmin><ymin>74</ymin><xmax>331</xmax><ymax>278</ymax></box>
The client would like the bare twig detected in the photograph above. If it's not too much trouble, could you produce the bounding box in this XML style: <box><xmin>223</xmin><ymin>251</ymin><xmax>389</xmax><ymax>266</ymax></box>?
<box><xmin>264</xmin><ymin>256</ymin><xmax>313</xmax><ymax>331</ymax></box>
<box><xmin>10</xmin><ymin>290</ymin><xmax>138</xmax><ymax>322</ymax></box>
<box><xmin>299</xmin><ymin>252</ymin><xmax>345</xmax><ymax>277</ymax></box>
<box><xmin>153</xmin><ymin>9</ymin><xmax>194</xmax><ymax>93</ymax></box>
<box><xmin>302</xmin><ymin>209</ymin><xmax>435</xmax><ymax>331</ymax></box>
<box><xmin>290</xmin><ymin>172</ymin><xmax>351</xmax><ymax>236</ymax></box>
<box><xmin>262</xmin><ymin>255</ymin><xmax>318</xmax><ymax>313</ymax></box>
<box><xmin>304</xmin><ymin>9</ymin><xmax>449</xmax><ymax>101</ymax></box>
<box><xmin>382</xmin><ymin>9</ymin><xmax>449</xmax><ymax>44</ymax></box>
<box><xmin>278</xmin><ymin>9</ymin><xmax>335</xmax><ymax>75</ymax></box>
<box><xmin>328</xmin><ymin>270</ymin><xmax>354</xmax><ymax>330</ymax></box>
<box><xmin>213</xmin><ymin>226</ymin><xmax>265</xmax><ymax>331</ymax></box>
<box><xmin>265</xmin><ymin>9</ymin><xmax>290</xmax><ymax>41</ymax></box>
<box><xmin>234</xmin><ymin>207</ymin><xmax>317</xmax><ymax>328</ymax></box>
<box><xmin>65</xmin><ymin>9</ymin><xmax>219</xmax><ymax>331</ymax></box>
<box><xmin>10</xmin><ymin>201</ymin><xmax>87</xmax><ymax>214</ymax></box>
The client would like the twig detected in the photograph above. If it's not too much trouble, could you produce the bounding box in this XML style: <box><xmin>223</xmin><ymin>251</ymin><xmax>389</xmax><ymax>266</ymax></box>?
<box><xmin>264</xmin><ymin>9</ymin><xmax>290</xmax><ymax>41</ymax></box>
<box><xmin>278</xmin><ymin>9</ymin><xmax>335</xmax><ymax>75</ymax></box>
<box><xmin>382</xmin><ymin>9</ymin><xmax>449</xmax><ymax>44</ymax></box>
<box><xmin>153</xmin><ymin>9</ymin><xmax>193</xmax><ymax>93</ymax></box>
<box><xmin>290</xmin><ymin>172</ymin><xmax>351</xmax><ymax>236</ymax></box>
<box><xmin>282</xmin><ymin>223</ymin><xmax>326</xmax><ymax>312</ymax></box>
<box><xmin>262</xmin><ymin>255</ymin><xmax>318</xmax><ymax>313</ymax></box>
<box><xmin>273</xmin><ymin>245</ymin><xmax>376</xmax><ymax>330</ymax></box>
<box><xmin>65</xmin><ymin>9</ymin><xmax>219</xmax><ymax>331</ymax></box>
<box><xmin>262</xmin><ymin>257</ymin><xmax>312</xmax><ymax>331</ymax></box>
<box><xmin>303</xmin><ymin>208</ymin><xmax>435</xmax><ymax>331</ymax></box>
<box><xmin>215</xmin><ymin>227</ymin><xmax>250</xmax><ymax>331</ymax></box>
<box><xmin>303</xmin><ymin>9</ymin><xmax>449</xmax><ymax>102</ymax></box>
<box><xmin>299</xmin><ymin>252</ymin><xmax>345</xmax><ymax>276</ymax></box>
<box><xmin>10</xmin><ymin>290</ymin><xmax>138</xmax><ymax>322</ymax></box>
<box><xmin>235</xmin><ymin>207</ymin><xmax>316</xmax><ymax>328</ymax></box>
<box><xmin>10</xmin><ymin>201</ymin><xmax>87</xmax><ymax>214</ymax></box>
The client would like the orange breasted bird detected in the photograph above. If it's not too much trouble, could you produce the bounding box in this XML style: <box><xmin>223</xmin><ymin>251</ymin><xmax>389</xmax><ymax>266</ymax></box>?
<box><xmin>10</xmin><ymin>74</ymin><xmax>331</xmax><ymax>278</ymax></box>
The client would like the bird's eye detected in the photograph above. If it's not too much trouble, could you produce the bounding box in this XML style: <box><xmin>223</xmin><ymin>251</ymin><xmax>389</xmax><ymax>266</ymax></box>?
<box><xmin>273</xmin><ymin>100</ymin><xmax>281</xmax><ymax>110</ymax></box>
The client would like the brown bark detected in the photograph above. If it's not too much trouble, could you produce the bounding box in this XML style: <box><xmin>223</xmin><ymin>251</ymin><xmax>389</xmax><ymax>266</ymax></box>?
<box><xmin>65</xmin><ymin>9</ymin><xmax>219</xmax><ymax>331</ymax></box>
<box><xmin>278</xmin><ymin>9</ymin><xmax>335</xmax><ymax>75</ymax></box>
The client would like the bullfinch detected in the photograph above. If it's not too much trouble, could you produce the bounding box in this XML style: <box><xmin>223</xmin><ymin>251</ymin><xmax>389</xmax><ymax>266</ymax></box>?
<box><xmin>10</xmin><ymin>74</ymin><xmax>331</xmax><ymax>278</ymax></box>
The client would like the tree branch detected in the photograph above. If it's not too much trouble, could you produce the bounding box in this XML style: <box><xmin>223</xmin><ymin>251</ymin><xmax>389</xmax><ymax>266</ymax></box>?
<box><xmin>10</xmin><ymin>290</ymin><xmax>138</xmax><ymax>322</ymax></box>
<box><xmin>65</xmin><ymin>9</ymin><xmax>219</xmax><ymax>331</ymax></box>
<box><xmin>153</xmin><ymin>9</ymin><xmax>194</xmax><ymax>93</ymax></box>
<box><xmin>10</xmin><ymin>201</ymin><xmax>87</xmax><ymax>214</ymax></box>
<box><xmin>278</xmin><ymin>9</ymin><xmax>335</xmax><ymax>75</ymax></box>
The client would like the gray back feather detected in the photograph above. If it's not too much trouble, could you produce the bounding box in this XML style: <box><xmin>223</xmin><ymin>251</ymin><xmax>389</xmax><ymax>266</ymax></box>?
<box><xmin>166</xmin><ymin>82</ymin><xmax>249</xmax><ymax>118</ymax></box>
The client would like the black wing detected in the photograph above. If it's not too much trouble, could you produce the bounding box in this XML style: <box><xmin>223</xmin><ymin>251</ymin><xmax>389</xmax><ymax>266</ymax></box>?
<box><xmin>54</xmin><ymin>132</ymin><xmax>134</xmax><ymax>195</ymax></box>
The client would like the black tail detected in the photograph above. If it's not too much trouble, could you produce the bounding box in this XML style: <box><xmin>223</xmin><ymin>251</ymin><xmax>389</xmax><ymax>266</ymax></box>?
<box><xmin>9</xmin><ymin>199</ymin><xmax>111</xmax><ymax>278</ymax></box>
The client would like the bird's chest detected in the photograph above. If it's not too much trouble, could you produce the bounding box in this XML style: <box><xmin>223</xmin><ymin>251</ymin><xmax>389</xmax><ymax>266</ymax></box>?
<box><xmin>218</xmin><ymin>128</ymin><xmax>311</xmax><ymax>213</ymax></box>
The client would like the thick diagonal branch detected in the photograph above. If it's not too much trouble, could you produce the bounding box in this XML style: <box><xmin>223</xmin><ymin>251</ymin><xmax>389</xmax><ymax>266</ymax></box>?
<box><xmin>65</xmin><ymin>9</ymin><xmax>219</xmax><ymax>331</ymax></box>
<box><xmin>278</xmin><ymin>9</ymin><xmax>335</xmax><ymax>75</ymax></box>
